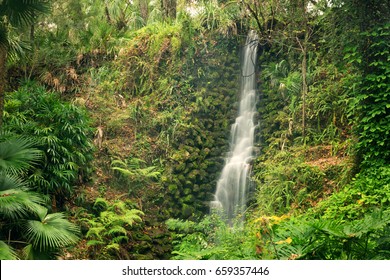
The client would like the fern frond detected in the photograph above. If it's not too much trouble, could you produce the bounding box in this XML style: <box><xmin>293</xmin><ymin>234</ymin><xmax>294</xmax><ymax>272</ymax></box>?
<box><xmin>111</xmin><ymin>235</ymin><xmax>128</xmax><ymax>244</ymax></box>
<box><xmin>122</xmin><ymin>209</ymin><xmax>144</xmax><ymax>226</ymax></box>
<box><xmin>107</xmin><ymin>225</ymin><xmax>127</xmax><ymax>237</ymax></box>
<box><xmin>86</xmin><ymin>240</ymin><xmax>105</xmax><ymax>247</ymax></box>
<box><xmin>93</xmin><ymin>197</ymin><xmax>109</xmax><ymax>212</ymax></box>
<box><xmin>105</xmin><ymin>243</ymin><xmax>120</xmax><ymax>252</ymax></box>
<box><xmin>86</xmin><ymin>227</ymin><xmax>105</xmax><ymax>240</ymax></box>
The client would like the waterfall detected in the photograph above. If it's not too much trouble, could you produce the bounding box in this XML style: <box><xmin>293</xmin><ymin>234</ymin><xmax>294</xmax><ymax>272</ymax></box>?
<box><xmin>211</xmin><ymin>31</ymin><xmax>259</xmax><ymax>222</ymax></box>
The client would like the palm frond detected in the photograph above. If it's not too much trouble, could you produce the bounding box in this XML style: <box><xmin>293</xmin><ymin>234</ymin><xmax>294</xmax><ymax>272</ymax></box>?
<box><xmin>22</xmin><ymin>244</ymin><xmax>58</xmax><ymax>260</ymax></box>
<box><xmin>0</xmin><ymin>137</ymin><xmax>43</xmax><ymax>174</ymax></box>
<box><xmin>0</xmin><ymin>187</ymin><xmax>46</xmax><ymax>219</ymax></box>
<box><xmin>0</xmin><ymin>0</ymin><xmax>50</xmax><ymax>27</ymax></box>
<box><xmin>24</xmin><ymin>211</ymin><xmax>80</xmax><ymax>251</ymax></box>
<box><xmin>5</xmin><ymin>31</ymin><xmax>31</xmax><ymax>63</ymax></box>
<box><xmin>0</xmin><ymin>171</ymin><xmax>26</xmax><ymax>190</ymax></box>
<box><xmin>0</xmin><ymin>240</ymin><xmax>18</xmax><ymax>260</ymax></box>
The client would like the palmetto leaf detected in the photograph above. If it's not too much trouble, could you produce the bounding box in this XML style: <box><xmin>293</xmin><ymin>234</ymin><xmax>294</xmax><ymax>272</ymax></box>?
<box><xmin>22</xmin><ymin>244</ymin><xmax>61</xmax><ymax>260</ymax></box>
<box><xmin>0</xmin><ymin>137</ymin><xmax>43</xmax><ymax>174</ymax></box>
<box><xmin>6</xmin><ymin>32</ymin><xmax>31</xmax><ymax>63</ymax></box>
<box><xmin>0</xmin><ymin>171</ymin><xmax>26</xmax><ymax>190</ymax></box>
<box><xmin>0</xmin><ymin>187</ymin><xmax>46</xmax><ymax>219</ymax></box>
<box><xmin>0</xmin><ymin>240</ymin><xmax>18</xmax><ymax>260</ymax></box>
<box><xmin>0</xmin><ymin>0</ymin><xmax>50</xmax><ymax>27</ymax></box>
<box><xmin>24</xmin><ymin>210</ymin><xmax>80</xmax><ymax>251</ymax></box>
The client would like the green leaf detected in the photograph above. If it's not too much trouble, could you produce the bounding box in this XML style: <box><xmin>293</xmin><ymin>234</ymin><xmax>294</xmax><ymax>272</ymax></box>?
<box><xmin>0</xmin><ymin>241</ymin><xmax>18</xmax><ymax>260</ymax></box>
<box><xmin>24</xmin><ymin>212</ymin><xmax>80</xmax><ymax>251</ymax></box>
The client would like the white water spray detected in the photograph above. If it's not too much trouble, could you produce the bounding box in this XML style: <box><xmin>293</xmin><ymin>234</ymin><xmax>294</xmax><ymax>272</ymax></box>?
<box><xmin>212</xmin><ymin>31</ymin><xmax>259</xmax><ymax>222</ymax></box>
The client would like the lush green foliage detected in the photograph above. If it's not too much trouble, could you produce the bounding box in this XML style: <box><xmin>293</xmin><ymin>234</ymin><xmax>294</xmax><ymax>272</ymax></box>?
<box><xmin>167</xmin><ymin>215</ymin><xmax>259</xmax><ymax>260</ymax></box>
<box><xmin>254</xmin><ymin>150</ymin><xmax>326</xmax><ymax>215</ymax></box>
<box><xmin>79</xmin><ymin>198</ymin><xmax>143</xmax><ymax>259</ymax></box>
<box><xmin>0</xmin><ymin>134</ymin><xmax>80</xmax><ymax>260</ymax></box>
<box><xmin>1</xmin><ymin>0</ymin><xmax>389</xmax><ymax>261</ymax></box>
<box><xmin>348</xmin><ymin>24</ymin><xmax>390</xmax><ymax>166</ymax></box>
<box><xmin>4</xmin><ymin>83</ymin><xmax>94</xmax><ymax>202</ymax></box>
<box><xmin>111</xmin><ymin>157</ymin><xmax>161</xmax><ymax>193</ymax></box>
<box><xmin>263</xmin><ymin>209</ymin><xmax>390</xmax><ymax>260</ymax></box>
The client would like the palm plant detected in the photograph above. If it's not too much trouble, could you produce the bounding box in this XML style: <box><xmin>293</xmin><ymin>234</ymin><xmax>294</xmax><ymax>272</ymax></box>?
<box><xmin>0</xmin><ymin>240</ymin><xmax>17</xmax><ymax>260</ymax></box>
<box><xmin>0</xmin><ymin>134</ymin><xmax>80</xmax><ymax>259</ymax></box>
<box><xmin>0</xmin><ymin>0</ymin><xmax>49</xmax><ymax>126</ymax></box>
<box><xmin>23</xmin><ymin>207</ymin><xmax>80</xmax><ymax>257</ymax></box>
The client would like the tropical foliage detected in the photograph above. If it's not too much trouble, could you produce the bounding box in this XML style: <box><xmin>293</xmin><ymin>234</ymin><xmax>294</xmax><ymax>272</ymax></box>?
<box><xmin>0</xmin><ymin>0</ymin><xmax>50</xmax><ymax>126</ymax></box>
<box><xmin>79</xmin><ymin>198</ymin><xmax>144</xmax><ymax>259</ymax></box>
<box><xmin>0</xmin><ymin>134</ymin><xmax>80</xmax><ymax>259</ymax></box>
<box><xmin>0</xmin><ymin>0</ymin><xmax>389</xmax><ymax>261</ymax></box>
<box><xmin>4</xmin><ymin>83</ymin><xmax>94</xmax><ymax>204</ymax></box>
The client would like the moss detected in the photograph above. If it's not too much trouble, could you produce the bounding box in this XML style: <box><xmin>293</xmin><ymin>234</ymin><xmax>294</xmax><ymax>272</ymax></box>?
<box><xmin>168</xmin><ymin>184</ymin><xmax>178</xmax><ymax>192</ymax></box>
<box><xmin>181</xmin><ymin>204</ymin><xmax>195</xmax><ymax>218</ymax></box>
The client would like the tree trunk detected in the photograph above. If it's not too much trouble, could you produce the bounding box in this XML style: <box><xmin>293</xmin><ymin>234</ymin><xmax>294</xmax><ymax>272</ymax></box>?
<box><xmin>30</xmin><ymin>24</ymin><xmax>35</xmax><ymax>42</ymax></box>
<box><xmin>301</xmin><ymin>43</ymin><xmax>307</xmax><ymax>142</ymax></box>
<box><xmin>138</xmin><ymin>0</ymin><xmax>149</xmax><ymax>24</ymax></box>
<box><xmin>0</xmin><ymin>46</ymin><xmax>7</xmax><ymax>128</ymax></box>
<box><xmin>105</xmin><ymin>5</ymin><xmax>112</xmax><ymax>24</ymax></box>
<box><xmin>298</xmin><ymin>1</ymin><xmax>309</xmax><ymax>145</ymax></box>
<box><xmin>161</xmin><ymin>0</ymin><xmax>176</xmax><ymax>20</ymax></box>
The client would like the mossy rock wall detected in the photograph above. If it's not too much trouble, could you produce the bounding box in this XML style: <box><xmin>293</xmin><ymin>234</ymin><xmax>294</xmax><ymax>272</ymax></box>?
<box><xmin>90</xmin><ymin>22</ymin><xmax>243</xmax><ymax>221</ymax></box>
<box><xmin>164</xmin><ymin>37</ymin><xmax>242</xmax><ymax>219</ymax></box>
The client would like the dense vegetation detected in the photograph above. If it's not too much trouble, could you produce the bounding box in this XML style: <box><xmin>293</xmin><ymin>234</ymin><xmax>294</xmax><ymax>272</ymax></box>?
<box><xmin>0</xmin><ymin>0</ymin><xmax>389</xmax><ymax>260</ymax></box>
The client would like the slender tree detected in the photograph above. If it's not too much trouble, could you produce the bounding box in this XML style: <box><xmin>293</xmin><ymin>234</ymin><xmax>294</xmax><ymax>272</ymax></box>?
<box><xmin>161</xmin><ymin>0</ymin><xmax>176</xmax><ymax>20</ymax></box>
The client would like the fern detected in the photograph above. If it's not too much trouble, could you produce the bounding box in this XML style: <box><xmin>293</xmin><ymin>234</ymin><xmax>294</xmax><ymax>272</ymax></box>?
<box><xmin>93</xmin><ymin>197</ymin><xmax>109</xmax><ymax>212</ymax></box>
<box><xmin>111</xmin><ymin>235</ymin><xmax>129</xmax><ymax>244</ymax></box>
<box><xmin>106</xmin><ymin>243</ymin><xmax>120</xmax><ymax>252</ymax></box>
<box><xmin>83</xmin><ymin>198</ymin><xmax>144</xmax><ymax>258</ymax></box>
<box><xmin>86</xmin><ymin>240</ymin><xmax>105</xmax><ymax>246</ymax></box>
<box><xmin>107</xmin><ymin>225</ymin><xmax>127</xmax><ymax>237</ymax></box>
<box><xmin>111</xmin><ymin>158</ymin><xmax>162</xmax><ymax>187</ymax></box>
<box><xmin>86</xmin><ymin>227</ymin><xmax>105</xmax><ymax>240</ymax></box>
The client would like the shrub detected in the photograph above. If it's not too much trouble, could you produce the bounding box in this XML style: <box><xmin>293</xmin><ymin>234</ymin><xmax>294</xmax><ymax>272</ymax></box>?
<box><xmin>4</xmin><ymin>83</ymin><xmax>94</xmax><ymax>204</ymax></box>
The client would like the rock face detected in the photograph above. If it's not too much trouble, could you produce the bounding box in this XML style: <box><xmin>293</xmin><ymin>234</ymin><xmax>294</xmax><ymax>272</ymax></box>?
<box><xmin>164</xmin><ymin>41</ymin><xmax>241</xmax><ymax>219</ymax></box>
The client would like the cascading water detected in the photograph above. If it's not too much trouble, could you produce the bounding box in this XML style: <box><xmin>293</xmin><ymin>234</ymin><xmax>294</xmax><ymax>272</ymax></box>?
<box><xmin>212</xmin><ymin>31</ymin><xmax>259</xmax><ymax>222</ymax></box>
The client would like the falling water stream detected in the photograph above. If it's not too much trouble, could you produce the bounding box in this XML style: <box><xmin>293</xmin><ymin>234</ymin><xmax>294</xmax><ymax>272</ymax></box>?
<box><xmin>212</xmin><ymin>31</ymin><xmax>259</xmax><ymax>223</ymax></box>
